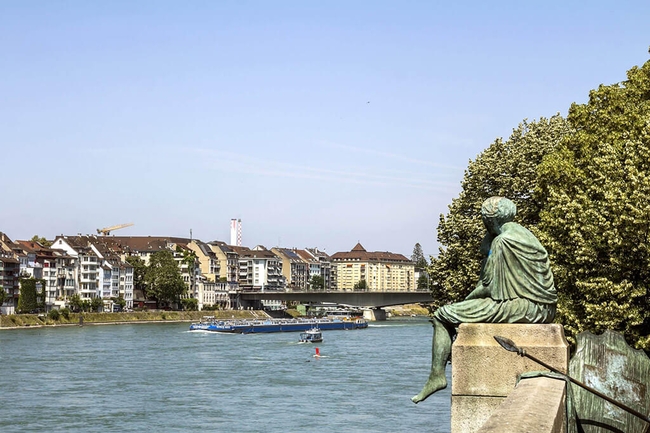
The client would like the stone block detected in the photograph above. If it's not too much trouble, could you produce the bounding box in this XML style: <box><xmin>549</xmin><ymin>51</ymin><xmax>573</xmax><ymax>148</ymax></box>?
<box><xmin>477</xmin><ymin>377</ymin><xmax>566</xmax><ymax>433</ymax></box>
<box><xmin>452</xmin><ymin>323</ymin><xmax>569</xmax><ymax>397</ymax></box>
<box><xmin>450</xmin><ymin>323</ymin><xmax>569</xmax><ymax>433</ymax></box>
<box><xmin>451</xmin><ymin>395</ymin><xmax>505</xmax><ymax>433</ymax></box>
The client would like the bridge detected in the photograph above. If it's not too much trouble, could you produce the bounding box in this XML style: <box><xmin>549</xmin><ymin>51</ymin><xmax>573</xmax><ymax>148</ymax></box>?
<box><xmin>237</xmin><ymin>289</ymin><xmax>434</xmax><ymax>309</ymax></box>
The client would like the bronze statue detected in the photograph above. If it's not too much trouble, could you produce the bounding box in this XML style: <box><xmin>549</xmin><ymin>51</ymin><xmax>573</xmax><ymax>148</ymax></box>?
<box><xmin>412</xmin><ymin>196</ymin><xmax>557</xmax><ymax>403</ymax></box>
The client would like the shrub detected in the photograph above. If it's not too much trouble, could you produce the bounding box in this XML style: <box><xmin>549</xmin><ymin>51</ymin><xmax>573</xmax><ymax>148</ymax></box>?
<box><xmin>48</xmin><ymin>309</ymin><xmax>60</xmax><ymax>321</ymax></box>
<box><xmin>59</xmin><ymin>307</ymin><xmax>70</xmax><ymax>320</ymax></box>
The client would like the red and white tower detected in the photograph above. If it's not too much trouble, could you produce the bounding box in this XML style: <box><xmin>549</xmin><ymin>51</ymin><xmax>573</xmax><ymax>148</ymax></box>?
<box><xmin>230</xmin><ymin>218</ymin><xmax>242</xmax><ymax>246</ymax></box>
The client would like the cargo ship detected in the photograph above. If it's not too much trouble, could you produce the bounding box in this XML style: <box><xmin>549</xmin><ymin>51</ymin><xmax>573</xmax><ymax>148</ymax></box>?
<box><xmin>189</xmin><ymin>316</ymin><xmax>368</xmax><ymax>333</ymax></box>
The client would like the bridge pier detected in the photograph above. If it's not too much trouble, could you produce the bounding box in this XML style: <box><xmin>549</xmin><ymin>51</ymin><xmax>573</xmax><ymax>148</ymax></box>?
<box><xmin>363</xmin><ymin>308</ymin><xmax>387</xmax><ymax>321</ymax></box>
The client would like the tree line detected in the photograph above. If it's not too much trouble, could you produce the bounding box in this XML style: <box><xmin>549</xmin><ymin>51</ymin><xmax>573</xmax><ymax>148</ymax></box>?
<box><xmin>428</xmin><ymin>55</ymin><xmax>650</xmax><ymax>351</ymax></box>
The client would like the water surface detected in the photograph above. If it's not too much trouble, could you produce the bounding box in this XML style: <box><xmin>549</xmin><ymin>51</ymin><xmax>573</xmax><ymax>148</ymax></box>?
<box><xmin>0</xmin><ymin>318</ymin><xmax>451</xmax><ymax>432</ymax></box>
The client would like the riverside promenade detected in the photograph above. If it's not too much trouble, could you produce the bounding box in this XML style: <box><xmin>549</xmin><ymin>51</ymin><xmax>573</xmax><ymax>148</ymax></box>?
<box><xmin>0</xmin><ymin>310</ymin><xmax>266</xmax><ymax>329</ymax></box>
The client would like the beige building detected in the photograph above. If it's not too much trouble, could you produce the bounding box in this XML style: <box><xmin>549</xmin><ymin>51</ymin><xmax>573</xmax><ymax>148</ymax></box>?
<box><xmin>208</xmin><ymin>241</ymin><xmax>239</xmax><ymax>283</ymax></box>
<box><xmin>331</xmin><ymin>243</ymin><xmax>415</xmax><ymax>291</ymax></box>
<box><xmin>271</xmin><ymin>247</ymin><xmax>309</xmax><ymax>290</ymax></box>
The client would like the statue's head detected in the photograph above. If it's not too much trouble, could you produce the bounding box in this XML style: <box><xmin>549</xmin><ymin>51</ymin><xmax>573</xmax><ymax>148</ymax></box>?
<box><xmin>481</xmin><ymin>196</ymin><xmax>516</xmax><ymax>235</ymax></box>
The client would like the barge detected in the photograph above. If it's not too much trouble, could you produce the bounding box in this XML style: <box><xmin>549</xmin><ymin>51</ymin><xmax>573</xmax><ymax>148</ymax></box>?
<box><xmin>189</xmin><ymin>317</ymin><xmax>368</xmax><ymax>333</ymax></box>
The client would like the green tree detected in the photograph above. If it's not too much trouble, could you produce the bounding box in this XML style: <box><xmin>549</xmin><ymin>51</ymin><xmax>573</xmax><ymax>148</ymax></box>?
<box><xmin>429</xmin><ymin>115</ymin><xmax>569</xmax><ymax>309</ymax></box>
<box><xmin>181</xmin><ymin>297</ymin><xmax>198</xmax><ymax>311</ymax></box>
<box><xmin>126</xmin><ymin>255</ymin><xmax>147</xmax><ymax>298</ymax></box>
<box><xmin>309</xmin><ymin>275</ymin><xmax>325</xmax><ymax>291</ymax></box>
<box><xmin>417</xmin><ymin>273</ymin><xmax>430</xmax><ymax>290</ymax></box>
<box><xmin>112</xmin><ymin>296</ymin><xmax>127</xmax><ymax>310</ymax></box>
<box><xmin>17</xmin><ymin>277</ymin><xmax>45</xmax><ymax>313</ymax></box>
<box><xmin>353</xmin><ymin>279</ymin><xmax>368</xmax><ymax>291</ymax></box>
<box><xmin>537</xmin><ymin>59</ymin><xmax>650</xmax><ymax>350</ymax></box>
<box><xmin>145</xmin><ymin>250</ymin><xmax>186</xmax><ymax>307</ymax></box>
<box><xmin>91</xmin><ymin>297</ymin><xmax>104</xmax><ymax>312</ymax></box>
<box><xmin>411</xmin><ymin>243</ymin><xmax>428</xmax><ymax>269</ymax></box>
<box><xmin>68</xmin><ymin>294</ymin><xmax>83</xmax><ymax>312</ymax></box>
<box><xmin>30</xmin><ymin>235</ymin><xmax>52</xmax><ymax>248</ymax></box>
<box><xmin>176</xmin><ymin>246</ymin><xmax>198</xmax><ymax>297</ymax></box>
<box><xmin>0</xmin><ymin>287</ymin><xmax>6</xmax><ymax>306</ymax></box>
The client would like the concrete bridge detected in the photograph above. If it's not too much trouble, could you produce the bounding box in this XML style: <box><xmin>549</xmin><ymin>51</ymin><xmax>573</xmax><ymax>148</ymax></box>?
<box><xmin>237</xmin><ymin>289</ymin><xmax>434</xmax><ymax>309</ymax></box>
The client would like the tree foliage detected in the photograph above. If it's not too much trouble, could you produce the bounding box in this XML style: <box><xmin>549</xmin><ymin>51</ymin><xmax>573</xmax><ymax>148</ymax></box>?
<box><xmin>68</xmin><ymin>294</ymin><xmax>83</xmax><ymax>312</ymax></box>
<box><xmin>91</xmin><ymin>297</ymin><xmax>104</xmax><ymax>312</ymax></box>
<box><xmin>176</xmin><ymin>246</ymin><xmax>198</xmax><ymax>294</ymax></box>
<box><xmin>309</xmin><ymin>275</ymin><xmax>324</xmax><ymax>291</ymax></box>
<box><xmin>17</xmin><ymin>277</ymin><xmax>46</xmax><ymax>313</ymax></box>
<box><xmin>30</xmin><ymin>235</ymin><xmax>52</xmax><ymax>248</ymax></box>
<box><xmin>417</xmin><ymin>274</ymin><xmax>430</xmax><ymax>290</ymax></box>
<box><xmin>411</xmin><ymin>243</ymin><xmax>428</xmax><ymax>269</ymax></box>
<box><xmin>181</xmin><ymin>297</ymin><xmax>198</xmax><ymax>311</ymax></box>
<box><xmin>429</xmin><ymin>115</ymin><xmax>569</xmax><ymax>308</ymax></box>
<box><xmin>537</xmin><ymin>59</ymin><xmax>650</xmax><ymax>350</ymax></box>
<box><xmin>126</xmin><ymin>255</ymin><xmax>147</xmax><ymax>298</ymax></box>
<box><xmin>353</xmin><ymin>279</ymin><xmax>368</xmax><ymax>291</ymax></box>
<box><xmin>0</xmin><ymin>287</ymin><xmax>6</xmax><ymax>306</ymax></box>
<box><xmin>145</xmin><ymin>250</ymin><xmax>186</xmax><ymax>306</ymax></box>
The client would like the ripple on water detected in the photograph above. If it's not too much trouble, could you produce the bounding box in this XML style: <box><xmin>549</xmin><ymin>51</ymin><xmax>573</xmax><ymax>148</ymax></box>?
<box><xmin>0</xmin><ymin>319</ymin><xmax>450</xmax><ymax>433</ymax></box>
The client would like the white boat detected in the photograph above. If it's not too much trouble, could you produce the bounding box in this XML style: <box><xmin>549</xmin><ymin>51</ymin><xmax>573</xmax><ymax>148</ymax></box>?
<box><xmin>299</xmin><ymin>328</ymin><xmax>323</xmax><ymax>343</ymax></box>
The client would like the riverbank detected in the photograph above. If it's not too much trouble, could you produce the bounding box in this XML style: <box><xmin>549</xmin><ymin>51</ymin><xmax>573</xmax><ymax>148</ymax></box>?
<box><xmin>386</xmin><ymin>303</ymin><xmax>430</xmax><ymax>316</ymax></box>
<box><xmin>0</xmin><ymin>310</ymin><xmax>266</xmax><ymax>330</ymax></box>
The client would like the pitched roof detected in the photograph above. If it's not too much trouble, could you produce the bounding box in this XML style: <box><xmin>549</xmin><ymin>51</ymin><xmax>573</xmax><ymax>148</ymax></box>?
<box><xmin>98</xmin><ymin>236</ymin><xmax>191</xmax><ymax>253</ymax></box>
<box><xmin>232</xmin><ymin>245</ymin><xmax>278</xmax><ymax>259</ymax></box>
<box><xmin>331</xmin><ymin>244</ymin><xmax>411</xmax><ymax>263</ymax></box>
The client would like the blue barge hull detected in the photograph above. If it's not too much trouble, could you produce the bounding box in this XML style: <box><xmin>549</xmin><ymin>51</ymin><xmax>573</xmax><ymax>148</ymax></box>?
<box><xmin>190</xmin><ymin>317</ymin><xmax>368</xmax><ymax>333</ymax></box>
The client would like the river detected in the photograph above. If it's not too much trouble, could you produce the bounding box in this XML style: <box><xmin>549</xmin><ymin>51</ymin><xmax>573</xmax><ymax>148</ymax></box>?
<box><xmin>0</xmin><ymin>317</ymin><xmax>451</xmax><ymax>432</ymax></box>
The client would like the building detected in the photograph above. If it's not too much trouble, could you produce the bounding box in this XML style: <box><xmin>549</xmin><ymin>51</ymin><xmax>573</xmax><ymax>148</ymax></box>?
<box><xmin>305</xmin><ymin>247</ymin><xmax>336</xmax><ymax>290</ymax></box>
<box><xmin>0</xmin><ymin>254</ymin><xmax>20</xmax><ymax>315</ymax></box>
<box><xmin>208</xmin><ymin>241</ymin><xmax>239</xmax><ymax>283</ymax></box>
<box><xmin>232</xmin><ymin>245</ymin><xmax>283</xmax><ymax>290</ymax></box>
<box><xmin>331</xmin><ymin>243</ymin><xmax>415</xmax><ymax>291</ymax></box>
<box><xmin>271</xmin><ymin>247</ymin><xmax>309</xmax><ymax>290</ymax></box>
<box><xmin>50</xmin><ymin>235</ymin><xmax>135</xmax><ymax>310</ymax></box>
<box><xmin>294</xmin><ymin>249</ymin><xmax>322</xmax><ymax>290</ymax></box>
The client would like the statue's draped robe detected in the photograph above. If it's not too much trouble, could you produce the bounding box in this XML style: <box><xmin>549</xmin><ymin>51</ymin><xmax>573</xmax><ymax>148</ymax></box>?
<box><xmin>435</xmin><ymin>222</ymin><xmax>557</xmax><ymax>325</ymax></box>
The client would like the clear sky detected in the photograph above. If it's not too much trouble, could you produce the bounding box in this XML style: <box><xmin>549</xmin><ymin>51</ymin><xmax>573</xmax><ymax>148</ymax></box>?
<box><xmin>2</xmin><ymin>1</ymin><xmax>649</xmax><ymax>258</ymax></box>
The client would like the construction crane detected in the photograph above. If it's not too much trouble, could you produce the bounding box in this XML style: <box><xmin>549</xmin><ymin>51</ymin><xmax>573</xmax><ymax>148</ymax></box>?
<box><xmin>97</xmin><ymin>223</ymin><xmax>134</xmax><ymax>236</ymax></box>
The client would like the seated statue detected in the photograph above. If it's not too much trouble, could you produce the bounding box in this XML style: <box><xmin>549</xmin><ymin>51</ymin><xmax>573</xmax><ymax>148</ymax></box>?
<box><xmin>412</xmin><ymin>196</ymin><xmax>557</xmax><ymax>403</ymax></box>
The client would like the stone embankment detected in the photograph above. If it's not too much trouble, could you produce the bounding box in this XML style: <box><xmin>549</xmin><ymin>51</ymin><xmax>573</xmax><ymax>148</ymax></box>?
<box><xmin>385</xmin><ymin>303</ymin><xmax>430</xmax><ymax>316</ymax></box>
<box><xmin>0</xmin><ymin>310</ymin><xmax>266</xmax><ymax>329</ymax></box>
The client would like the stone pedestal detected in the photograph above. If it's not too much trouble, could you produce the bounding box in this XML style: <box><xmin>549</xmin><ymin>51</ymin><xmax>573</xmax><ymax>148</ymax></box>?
<box><xmin>451</xmin><ymin>323</ymin><xmax>569</xmax><ymax>433</ymax></box>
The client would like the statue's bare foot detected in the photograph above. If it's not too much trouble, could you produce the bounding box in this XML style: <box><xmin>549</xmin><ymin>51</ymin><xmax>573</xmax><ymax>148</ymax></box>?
<box><xmin>411</xmin><ymin>374</ymin><xmax>447</xmax><ymax>404</ymax></box>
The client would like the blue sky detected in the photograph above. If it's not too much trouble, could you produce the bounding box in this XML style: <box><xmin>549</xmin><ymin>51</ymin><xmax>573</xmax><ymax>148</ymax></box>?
<box><xmin>2</xmin><ymin>1</ymin><xmax>649</xmax><ymax>258</ymax></box>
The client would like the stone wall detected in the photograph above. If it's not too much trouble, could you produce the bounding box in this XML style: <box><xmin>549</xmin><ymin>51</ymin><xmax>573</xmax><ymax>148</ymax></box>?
<box><xmin>450</xmin><ymin>323</ymin><xmax>569</xmax><ymax>433</ymax></box>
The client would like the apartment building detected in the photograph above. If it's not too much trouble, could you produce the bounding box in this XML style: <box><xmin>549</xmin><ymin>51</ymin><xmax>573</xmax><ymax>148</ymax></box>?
<box><xmin>271</xmin><ymin>247</ymin><xmax>309</xmax><ymax>290</ymax></box>
<box><xmin>294</xmin><ymin>249</ymin><xmax>322</xmax><ymax>290</ymax></box>
<box><xmin>105</xmin><ymin>236</ymin><xmax>225</xmax><ymax>310</ymax></box>
<box><xmin>305</xmin><ymin>247</ymin><xmax>336</xmax><ymax>291</ymax></box>
<box><xmin>52</xmin><ymin>252</ymin><xmax>77</xmax><ymax>309</ymax></box>
<box><xmin>331</xmin><ymin>243</ymin><xmax>415</xmax><ymax>291</ymax></box>
<box><xmin>208</xmin><ymin>241</ymin><xmax>239</xmax><ymax>283</ymax></box>
<box><xmin>187</xmin><ymin>240</ymin><xmax>220</xmax><ymax>282</ymax></box>
<box><xmin>232</xmin><ymin>245</ymin><xmax>283</xmax><ymax>290</ymax></box>
<box><xmin>51</xmin><ymin>235</ymin><xmax>135</xmax><ymax>310</ymax></box>
<box><xmin>0</xmin><ymin>254</ymin><xmax>20</xmax><ymax>314</ymax></box>
<box><xmin>102</xmin><ymin>236</ymin><xmax>195</xmax><ymax>305</ymax></box>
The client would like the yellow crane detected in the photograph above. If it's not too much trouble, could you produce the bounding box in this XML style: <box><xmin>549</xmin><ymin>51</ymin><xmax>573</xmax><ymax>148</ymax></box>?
<box><xmin>97</xmin><ymin>223</ymin><xmax>134</xmax><ymax>236</ymax></box>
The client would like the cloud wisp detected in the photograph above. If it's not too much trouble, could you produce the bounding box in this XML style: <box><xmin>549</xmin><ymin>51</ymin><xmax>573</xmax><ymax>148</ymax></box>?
<box><xmin>190</xmin><ymin>147</ymin><xmax>462</xmax><ymax>192</ymax></box>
